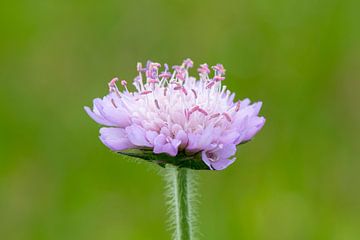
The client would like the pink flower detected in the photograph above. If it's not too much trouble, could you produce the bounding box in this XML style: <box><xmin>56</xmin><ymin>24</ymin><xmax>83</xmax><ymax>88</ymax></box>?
<box><xmin>85</xmin><ymin>59</ymin><xmax>265</xmax><ymax>170</ymax></box>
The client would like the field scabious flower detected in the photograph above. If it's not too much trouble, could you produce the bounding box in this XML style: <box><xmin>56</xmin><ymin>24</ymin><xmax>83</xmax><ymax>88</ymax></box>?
<box><xmin>85</xmin><ymin>58</ymin><xmax>265</xmax><ymax>170</ymax></box>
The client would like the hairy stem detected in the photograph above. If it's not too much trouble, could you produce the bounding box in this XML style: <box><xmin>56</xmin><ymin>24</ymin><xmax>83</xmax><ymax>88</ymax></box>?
<box><xmin>165</xmin><ymin>166</ymin><xmax>197</xmax><ymax>240</ymax></box>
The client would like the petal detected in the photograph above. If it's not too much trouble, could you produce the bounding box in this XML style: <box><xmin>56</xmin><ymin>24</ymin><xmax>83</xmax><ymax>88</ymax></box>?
<box><xmin>84</xmin><ymin>106</ymin><xmax>113</xmax><ymax>126</ymax></box>
<box><xmin>186</xmin><ymin>126</ymin><xmax>214</xmax><ymax>152</ymax></box>
<box><xmin>201</xmin><ymin>151</ymin><xmax>215</xmax><ymax>169</ymax></box>
<box><xmin>186</xmin><ymin>133</ymin><xmax>201</xmax><ymax>152</ymax></box>
<box><xmin>101</xmin><ymin>95</ymin><xmax>131</xmax><ymax>127</ymax></box>
<box><xmin>99</xmin><ymin>127</ymin><xmax>134</xmax><ymax>151</ymax></box>
<box><xmin>125</xmin><ymin>125</ymin><xmax>152</xmax><ymax>147</ymax></box>
<box><xmin>220</xmin><ymin>130</ymin><xmax>241</xmax><ymax>144</ymax></box>
<box><xmin>102</xmin><ymin>105</ymin><xmax>131</xmax><ymax>127</ymax></box>
<box><xmin>251</xmin><ymin>102</ymin><xmax>263</xmax><ymax>116</ymax></box>
<box><xmin>243</xmin><ymin>117</ymin><xmax>266</xmax><ymax>141</ymax></box>
<box><xmin>201</xmin><ymin>144</ymin><xmax>237</xmax><ymax>170</ymax></box>
<box><xmin>217</xmin><ymin>144</ymin><xmax>237</xmax><ymax>159</ymax></box>
<box><xmin>146</xmin><ymin>130</ymin><xmax>158</xmax><ymax>145</ymax></box>
<box><xmin>175</xmin><ymin>130</ymin><xmax>188</xmax><ymax>149</ymax></box>
<box><xmin>153</xmin><ymin>134</ymin><xmax>180</xmax><ymax>156</ymax></box>
<box><xmin>210</xmin><ymin>157</ymin><xmax>236</xmax><ymax>170</ymax></box>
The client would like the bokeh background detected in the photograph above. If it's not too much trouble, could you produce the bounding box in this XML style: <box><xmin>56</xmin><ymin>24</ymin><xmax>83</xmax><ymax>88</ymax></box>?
<box><xmin>1</xmin><ymin>0</ymin><xmax>359</xmax><ymax>239</ymax></box>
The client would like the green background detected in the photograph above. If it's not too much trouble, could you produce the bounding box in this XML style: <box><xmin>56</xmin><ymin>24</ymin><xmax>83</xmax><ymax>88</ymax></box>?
<box><xmin>1</xmin><ymin>0</ymin><xmax>359</xmax><ymax>239</ymax></box>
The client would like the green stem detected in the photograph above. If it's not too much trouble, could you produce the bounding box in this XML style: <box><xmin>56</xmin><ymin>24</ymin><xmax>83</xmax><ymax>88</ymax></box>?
<box><xmin>165</xmin><ymin>166</ymin><xmax>196</xmax><ymax>240</ymax></box>
<box><xmin>177</xmin><ymin>167</ymin><xmax>191</xmax><ymax>239</ymax></box>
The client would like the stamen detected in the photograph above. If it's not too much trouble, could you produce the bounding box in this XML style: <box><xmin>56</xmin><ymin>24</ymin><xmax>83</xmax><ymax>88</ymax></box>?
<box><xmin>141</xmin><ymin>90</ymin><xmax>152</xmax><ymax>95</ymax></box>
<box><xmin>181</xmin><ymin>87</ymin><xmax>188</xmax><ymax>95</ymax></box>
<box><xmin>159</xmin><ymin>72</ymin><xmax>171</xmax><ymax>79</ymax></box>
<box><xmin>172</xmin><ymin>65</ymin><xmax>182</xmax><ymax>72</ymax></box>
<box><xmin>147</xmin><ymin>78</ymin><xmax>159</xmax><ymax>83</ymax></box>
<box><xmin>212</xmin><ymin>64</ymin><xmax>226</xmax><ymax>75</ymax></box>
<box><xmin>176</xmin><ymin>73</ymin><xmax>186</xmax><ymax>81</ymax></box>
<box><xmin>209</xmin><ymin>113</ymin><xmax>220</xmax><ymax>119</ymax></box>
<box><xmin>150</xmin><ymin>62</ymin><xmax>161</xmax><ymax>68</ymax></box>
<box><xmin>222</xmin><ymin>112</ymin><xmax>232</xmax><ymax>122</ymax></box>
<box><xmin>198</xmin><ymin>63</ymin><xmax>210</xmax><ymax>74</ymax></box>
<box><xmin>108</xmin><ymin>77</ymin><xmax>119</xmax><ymax>91</ymax></box>
<box><xmin>111</xmin><ymin>98</ymin><xmax>118</xmax><ymax>108</ymax></box>
<box><xmin>137</xmin><ymin>62</ymin><xmax>142</xmax><ymax>72</ymax></box>
<box><xmin>121</xmin><ymin>80</ymin><xmax>127</xmax><ymax>86</ymax></box>
<box><xmin>191</xmin><ymin>89</ymin><xmax>197</xmax><ymax>99</ymax></box>
<box><xmin>189</xmin><ymin>106</ymin><xmax>200</xmax><ymax>114</ymax></box>
<box><xmin>197</xmin><ymin>107</ymin><xmax>208</xmax><ymax>116</ymax></box>
<box><xmin>206</xmin><ymin>81</ymin><xmax>215</xmax><ymax>89</ymax></box>
<box><xmin>134</xmin><ymin>76</ymin><xmax>141</xmax><ymax>82</ymax></box>
<box><xmin>235</xmin><ymin>101</ymin><xmax>241</xmax><ymax>112</ymax></box>
<box><xmin>183</xmin><ymin>58</ymin><xmax>193</xmax><ymax>68</ymax></box>
<box><xmin>154</xmin><ymin>99</ymin><xmax>160</xmax><ymax>109</ymax></box>
<box><xmin>213</xmin><ymin>76</ymin><xmax>225</xmax><ymax>82</ymax></box>
<box><xmin>184</xmin><ymin>109</ymin><xmax>189</xmax><ymax>120</ymax></box>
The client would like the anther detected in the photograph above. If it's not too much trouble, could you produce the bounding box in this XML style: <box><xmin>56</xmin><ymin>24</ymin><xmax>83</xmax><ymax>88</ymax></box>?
<box><xmin>197</xmin><ymin>108</ymin><xmax>208</xmax><ymax>116</ymax></box>
<box><xmin>198</xmin><ymin>63</ymin><xmax>210</xmax><ymax>74</ymax></box>
<box><xmin>172</xmin><ymin>65</ymin><xmax>182</xmax><ymax>71</ymax></box>
<box><xmin>212</xmin><ymin>64</ymin><xmax>226</xmax><ymax>75</ymax></box>
<box><xmin>206</xmin><ymin>81</ymin><xmax>215</xmax><ymax>89</ymax></box>
<box><xmin>154</xmin><ymin>99</ymin><xmax>160</xmax><ymax>109</ymax></box>
<box><xmin>176</xmin><ymin>73</ymin><xmax>185</xmax><ymax>81</ymax></box>
<box><xmin>209</xmin><ymin>113</ymin><xmax>220</xmax><ymax>119</ymax></box>
<box><xmin>121</xmin><ymin>80</ymin><xmax>127</xmax><ymax>86</ymax></box>
<box><xmin>181</xmin><ymin>87</ymin><xmax>188</xmax><ymax>95</ymax></box>
<box><xmin>235</xmin><ymin>101</ymin><xmax>241</xmax><ymax>112</ymax></box>
<box><xmin>137</xmin><ymin>62</ymin><xmax>142</xmax><ymax>72</ymax></box>
<box><xmin>191</xmin><ymin>89</ymin><xmax>197</xmax><ymax>99</ymax></box>
<box><xmin>150</xmin><ymin>62</ymin><xmax>161</xmax><ymax>68</ymax></box>
<box><xmin>222</xmin><ymin>112</ymin><xmax>232</xmax><ymax>122</ymax></box>
<box><xmin>108</xmin><ymin>77</ymin><xmax>119</xmax><ymax>92</ymax></box>
<box><xmin>183</xmin><ymin>58</ymin><xmax>193</xmax><ymax>68</ymax></box>
<box><xmin>159</xmin><ymin>72</ymin><xmax>171</xmax><ymax>79</ymax></box>
<box><xmin>189</xmin><ymin>106</ymin><xmax>200</xmax><ymax>114</ymax></box>
<box><xmin>213</xmin><ymin>76</ymin><xmax>225</xmax><ymax>82</ymax></box>
<box><xmin>147</xmin><ymin>78</ymin><xmax>159</xmax><ymax>84</ymax></box>
<box><xmin>111</xmin><ymin>98</ymin><xmax>118</xmax><ymax>108</ymax></box>
<box><xmin>141</xmin><ymin>90</ymin><xmax>152</xmax><ymax>95</ymax></box>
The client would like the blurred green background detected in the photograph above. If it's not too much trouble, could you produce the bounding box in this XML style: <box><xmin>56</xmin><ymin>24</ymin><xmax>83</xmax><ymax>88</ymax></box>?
<box><xmin>1</xmin><ymin>0</ymin><xmax>359</xmax><ymax>239</ymax></box>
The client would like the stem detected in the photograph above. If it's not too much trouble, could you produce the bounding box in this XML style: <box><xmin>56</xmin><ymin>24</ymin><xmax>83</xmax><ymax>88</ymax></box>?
<box><xmin>164</xmin><ymin>166</ymin><xmax>197</xmax><ymax>240</ymax></box>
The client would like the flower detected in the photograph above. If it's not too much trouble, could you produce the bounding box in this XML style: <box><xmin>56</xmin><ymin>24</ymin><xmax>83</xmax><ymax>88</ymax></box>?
<box><xmin>85</xmin><ymin>58</ymin><xmax>265</xmax><ymax>170</ymax></box>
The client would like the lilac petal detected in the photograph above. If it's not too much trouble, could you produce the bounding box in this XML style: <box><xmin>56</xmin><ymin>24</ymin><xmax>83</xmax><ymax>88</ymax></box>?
<box><xmin>210</xmin><ymin>157</ymin><xmax>236</xmax><ymax>170</ymax></box>
<box><xmin>187</xmin><ymin>126</ymin><xmax>214</xmax><ymax>152</ymax></box>
<box><xmin>243</xmin><ymin>117</ymin><xmax>266</xmax><ymax>141</ymax></box>
<box><xmin>201</xmin><ymin>144</ymin><xmax>237</xmax><ymax>170</ymax></box>
<box><xmin>201</xmin><ymin>151</ymin><xmax>235</xmax><ymax>170</ymax></box>
<box><xmin>84</xmin><ymin>106</ymin><xmax>113</xmax><ymax>126</ymax></box>
<box><xmin>251</xmin><ymin>102</ymin><xmax>263</xmax><ymax>116</ymax></box>
<box><xmin>217</xmin><ymin>144</ymin><xmax>237</xmax><ymax>159</ymax></box>
<box><xmin>99</xmin><ymin>127</ymin><xmax>134</xmax><ymax>151</ymax></box>
<box><xmin>102</xmin><ymin>105</ymin><xmax>131</xmax><ymax>128</ymax></box>
<box><xmin>153</xmin><ymin>134</ymin><xmax>180</xmax><ymax>156</ymax></box>
<box><xmin>146</xmin><ymin>130</ymin><xmax>158</xmax><ymax>145</ymax></box>
<box><xmin>92</xmin><ymin>95</ymin><xmax>131</xmax><ymax>128</ymax></box>
<box><xmin>240</xmin><ymin>98</ymin><xmax>251</xmax><ymax>108</ymax></box>
<box><xmin>125</xmin><ymin>125</ymin><xmax>152</xmax><ymax>147</ymax></box>
<box><xmin>175</xmin><ymin>129</ymin><xmax>188</xmax><ymax>149</ymax></box>
<box><xmin>220</xmin><ymin>130</ymin><xmax>241</xmax><ymax>144</ymax></box>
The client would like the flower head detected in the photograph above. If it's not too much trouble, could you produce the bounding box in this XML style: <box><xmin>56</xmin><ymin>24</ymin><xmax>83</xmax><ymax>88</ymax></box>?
<box><xmin>85</xmin><ymin>58</ymin><xmax>265</xmax><ymax>170</ymax></box>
